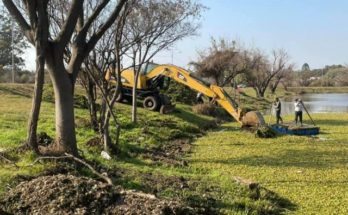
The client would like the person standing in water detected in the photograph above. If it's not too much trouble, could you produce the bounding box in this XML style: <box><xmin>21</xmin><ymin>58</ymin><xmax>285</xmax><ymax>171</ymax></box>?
<box><xmin>294</xmin><ymin>98</ymin><xmax>303</xmax><ymax>126</ymax></box>
<box><xmin>273</xmin><ymin>97</ymin><xmax>283</xmax><ymax>124</ymax></box>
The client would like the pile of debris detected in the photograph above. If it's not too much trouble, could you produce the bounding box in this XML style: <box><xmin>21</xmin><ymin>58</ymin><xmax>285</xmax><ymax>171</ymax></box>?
<box><xmin>0</xmin><ymin>174</ymin><xmax>193</xmax><ymax>215</ymax></box>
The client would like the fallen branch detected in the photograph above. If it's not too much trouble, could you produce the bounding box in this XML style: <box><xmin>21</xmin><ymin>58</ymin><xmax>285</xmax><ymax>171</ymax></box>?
<box><xmin>26</xmin><ymin>153</ymin><xmax>113</xmax><ymax>185</ymax></box>
<box><xmin>64</xmin><ymin>153</ymin><xmax>113</xmax><ymax>185</ymax></box>
<box><xmin>120</xmin><ymin>190</ymin><xmax>157</xmax><ymax>199</ymax></box>
<box><xmin>28</xmin><ymin>155</ymin><xmax>71</xmax><ymax>166</ymax></box>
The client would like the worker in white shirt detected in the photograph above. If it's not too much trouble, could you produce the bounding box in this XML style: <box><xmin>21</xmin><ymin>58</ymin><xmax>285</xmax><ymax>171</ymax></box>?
<box><xmin>294</xmin><ymin>98</ymin><xmax>303</xmax><ymax>126</ymax></box>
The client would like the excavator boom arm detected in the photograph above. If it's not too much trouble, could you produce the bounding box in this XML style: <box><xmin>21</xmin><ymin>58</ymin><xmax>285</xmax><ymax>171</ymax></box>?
<box><xmin>146</xmin><ymin>65</ymin><xmax>243</xmax><ymax>123</ymax></box>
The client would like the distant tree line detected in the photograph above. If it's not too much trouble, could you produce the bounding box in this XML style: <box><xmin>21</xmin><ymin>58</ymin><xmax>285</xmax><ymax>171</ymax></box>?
<box><xmin>0</xmin><ymin>68</ymin><xmax>34</xmax><ymax>83</ymax></box>
<box><xmin>296</xmin><ymin>64</ymin><xmax>348</xmax><ymax>87</ymax></box>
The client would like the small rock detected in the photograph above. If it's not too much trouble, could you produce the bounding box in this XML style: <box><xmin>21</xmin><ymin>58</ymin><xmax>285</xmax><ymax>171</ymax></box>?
<box><xmin>101</xmin><ymin>151</ymin><xmax>111</xmax><ymax>160</ymax></box>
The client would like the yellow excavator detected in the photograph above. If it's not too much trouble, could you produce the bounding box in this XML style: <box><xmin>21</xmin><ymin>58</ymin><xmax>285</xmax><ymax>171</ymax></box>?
<box><xmin>106</xmin><ymin>63</ymin><xmax>265</xmax><ymax>127</ymax></box>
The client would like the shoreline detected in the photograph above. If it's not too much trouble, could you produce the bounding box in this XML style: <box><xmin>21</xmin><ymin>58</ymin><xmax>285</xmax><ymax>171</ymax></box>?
<box><xmin>287</xmin><ymin>87</ymin><xmax>348</xmax><ymax>94</ymax></box>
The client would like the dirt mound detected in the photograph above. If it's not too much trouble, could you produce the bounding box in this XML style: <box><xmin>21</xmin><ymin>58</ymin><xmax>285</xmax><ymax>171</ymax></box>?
<box><xmin>141</xmin><ymin>139</ymin><xmax>192</xmax><ymax>166</ymax></box>
<box><xmin>0</xmin><ymin>174</ymin><xmax>191</xmax><ymax>215</ymax></box>
<box><xmin>135</xmin><ymin>172</ymin><xmax>190</xmax><ymax>194</ymax></box>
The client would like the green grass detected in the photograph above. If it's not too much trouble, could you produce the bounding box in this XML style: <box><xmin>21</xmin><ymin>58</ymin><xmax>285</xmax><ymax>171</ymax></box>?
<box><xmin>189</xmin><ymin>114</ymin><xmax>348</xmax><ymax>214</ymax></box>
<box><xmin>1</xmin><ymin>84</ymin><xmax>348</xmax><ymax>214</ymax></box>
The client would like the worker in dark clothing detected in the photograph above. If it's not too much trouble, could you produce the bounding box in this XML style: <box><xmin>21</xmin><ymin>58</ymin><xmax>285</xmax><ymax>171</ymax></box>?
<box><xmin>273</xmin><ymin>97</ymin><xmax>283</xmax><ymax>124</ymax></box>
<box><xmin>294</xmin><ymin>98</ymin><xmax>303</xmax><ymax>126</ymax></box>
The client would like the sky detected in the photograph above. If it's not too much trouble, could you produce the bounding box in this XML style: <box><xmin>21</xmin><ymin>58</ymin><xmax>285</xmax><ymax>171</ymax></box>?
<box><xmin>23</xmin><ymin>0</ymin><xmax>348</xmax><ymax>70</ymax></box>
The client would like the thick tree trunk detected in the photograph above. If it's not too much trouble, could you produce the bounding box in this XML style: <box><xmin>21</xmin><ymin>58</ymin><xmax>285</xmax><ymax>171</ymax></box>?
<box><xmin>46</xmin><ymin>59</ymin><xmax>78</xmax><ymax>155</ymax></box>
<box><xmin>27</xmin><ymin>52</ymin><xmax>45</xmax><ymax>154</ymax></box>
<box><xmin>260</xmin><ymin>92</ymin><xmax>265</xmax><ymax>98</ymax></box>
<box><xmin>255</xmin><ymin>87</ymin><xmax>265</xmax><ymax>98</ymax></box>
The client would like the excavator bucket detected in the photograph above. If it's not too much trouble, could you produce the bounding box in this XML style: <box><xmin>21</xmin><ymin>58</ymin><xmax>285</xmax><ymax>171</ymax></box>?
<box><xmin>209</xmin><ymin>85</ymin><xmax>266</xmax><ymax>128</ymax></box>
<box><xmin>241</xmin><ymin>111</ymin><xmax>266</xmax><ymax>127</ymax></box>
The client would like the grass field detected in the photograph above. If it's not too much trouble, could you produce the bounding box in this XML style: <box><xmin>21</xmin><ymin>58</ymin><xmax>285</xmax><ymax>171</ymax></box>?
<box><xmin>190</xmin><ymin>114</ymin><xmax>348</xmax><ymax>214</ymax></box>
<box><xmin>1</xmin><ymin>84</ymin><xmax>348</xmax><ymax>214</ymax></box>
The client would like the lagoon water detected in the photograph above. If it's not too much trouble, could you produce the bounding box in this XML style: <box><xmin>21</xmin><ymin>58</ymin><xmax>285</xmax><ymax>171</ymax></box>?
<box><xmin>277</xmin><ymin>93</ymin><xmax>348</xmax><ymax>115</ymax></box>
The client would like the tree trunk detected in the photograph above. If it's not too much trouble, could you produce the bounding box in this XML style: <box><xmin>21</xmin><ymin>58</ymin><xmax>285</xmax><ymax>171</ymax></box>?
<box><xmin>131</xmin><ymin>71</ymin><xmax>140</xmax><ymax>123</ymax></box>
<box><xmin>270</xmin><ymin>85</ymin><xmax>276</xmax><ymax>94</ymax></box>
<box><xmin>255</xmin><ymin>87</ymin><xmax>265</xmax><ymax>98</ymax></box>
<box><xmin>86</xmin><ymin>78</ymin><xmax>98</xmax><ymax>131</ymax></box>
<box><xmin>46</xmin><ymin>59</ymin><xmax>78</xmax><ymax>156</ymax></box>
<box><xmin>27</xmin><ymin>2</ymin><xmax>48</xmax><ymax>154</ymax></box>
<box><xmin>270</xmin><ymin>79</ymin><xmax>281</xmax><ymax>94</ymax></box>
<box><xmin>27</xmin><ymin>51</ymin><xmax>45</xmax><ymax>154</ymax></box>
<box><xmin>99</xmin><ymin>96</ymin><xmax>106</xmax><ymax>134</ymax></box>
<box><xmin>102</xmin><ymin>109</ymin><xmax>112</xmax><ymax>153</ymax></box>
<box><xmin>259</xmin><ymin>90</ymin><xmax>265</xmax><ymax>98</ymax></box>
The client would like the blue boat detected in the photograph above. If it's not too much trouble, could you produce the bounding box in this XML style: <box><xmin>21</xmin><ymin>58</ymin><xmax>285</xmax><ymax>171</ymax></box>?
<box><xmin>270</xmin><ymin>123</ymin><xmax>320</xmax><ymax>136</ymax></box>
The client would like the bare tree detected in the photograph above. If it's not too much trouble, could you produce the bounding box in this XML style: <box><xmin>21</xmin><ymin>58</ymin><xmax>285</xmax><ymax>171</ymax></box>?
<box><xmin>191</xmin><ymin>38</ymin><xmax>249</xmax><ymax>87</ymax></box>
<box><xmin>80</xmin><ymin>1</ymin><xmax>134</xmax><ymax>153</ymax></box>
<box><xmin>3</xmin><ymin>0</ymin><xmax>127</xmax><ymax>155</ymax></box>
<box><xmin>269</xmin><ymin>63</ymin><xmax>294</xmax><ymax>93</ymax></box>
<box><xmin>124</xmin><ymin>0</ymin><xmax>204</xmax><ymax>123</ymax></box>
<box><xmin>244</xmin><ymin>49</ymin><xmax>292</xmax><ymax>98</ymax></box>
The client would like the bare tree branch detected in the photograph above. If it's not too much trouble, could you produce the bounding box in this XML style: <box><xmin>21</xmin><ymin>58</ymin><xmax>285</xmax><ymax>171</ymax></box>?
<box><xmin>55</xmin><ymin>0</ymin><xmax>83</xmax><ymax>48</ymax></box>
<box><xmin>2</xmin><ymin>0</ymin><xmax>34</xmax><ymax>43</ymax></box>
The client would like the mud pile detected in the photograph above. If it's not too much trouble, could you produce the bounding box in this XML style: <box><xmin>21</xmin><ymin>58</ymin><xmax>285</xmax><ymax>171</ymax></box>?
<box><xmin>0</xmin><ymin>174</ymin><xmax>192</xmax><ymax>215</ymax></box>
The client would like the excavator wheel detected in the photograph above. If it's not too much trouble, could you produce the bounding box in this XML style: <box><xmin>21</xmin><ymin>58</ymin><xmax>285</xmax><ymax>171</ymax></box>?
<box><xmin>143</xmin><ymin>96</ymin><xmax>160</xmax><ymax>111</ymax></box>
<box><xmin>241</xmin><ymin>111</ymin><xmax>266</xmax><ymax>127</ymax></box>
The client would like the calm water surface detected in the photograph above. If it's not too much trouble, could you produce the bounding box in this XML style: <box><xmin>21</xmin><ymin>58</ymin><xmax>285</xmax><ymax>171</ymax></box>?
<box><xmin>277</xmin><ymin>93</ymin><xmax>348</xmax><ymax>115</ymax></box>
